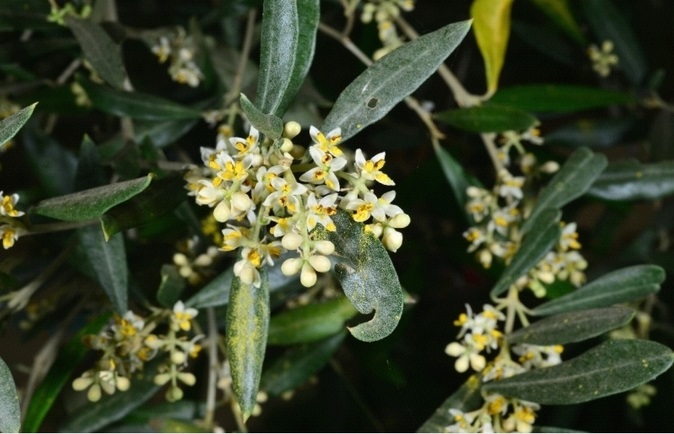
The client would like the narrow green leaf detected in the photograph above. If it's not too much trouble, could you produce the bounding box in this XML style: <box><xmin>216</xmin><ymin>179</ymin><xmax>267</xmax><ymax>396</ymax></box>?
<box><xmin>581</xmin><ymin>0</ymin><xmax>648</xmax><ymax>85</ymax></box>
<box><xmin>490</xmin><ymin>209</ymin><xmax>561</xmax><ymax>297</ymax></box>
<box><xmin>77</xmin><ymin>227</ymin><xmax>128</xmax><ymax>314</ymax></box>
<box><xmin>240</xmin><ymin>93</ymin><xmax>283</xmax><ymax>139</ymax></box>
<box><xmin>0</xmin><ymin>357</ymin><xmax>20</xmax><ymax>433</ymax></box>
<box><xmin>482</xmin><ymin>339</ymin><xmax>674</xmax><ymax>405</ymax></box>
<box><xmin>587</xmin><ymin>159</ymin><xmax>674</xmax><ymax>201</ymax></box>
<box><xmin>65</xmin><ymin>16</ymin><xmax>127</xmax><ymax>89</ymax></box>
<box><xmin>100</xmin><ymin>174</ymin><xmax>187</xmax><ymax>240</ymax></box>
<box><xmin>434</xmin><ymin>104</ymin><xmax>538</xmax><ymax>133</ymax></box>
<box><xmin>21</xmin><ymin>129</ymin><xmax>77</xmax><ymax>196</ymax></box>
<box><xmin>471</xmin><ymin>0</ymin><xmax>514</xmax><ymax>94</ymax></box>
<box><xmin>433</xmin><ymin>144</ymin><xmax>480</xmax><ymax>223</ymax></box>
<box><xmin>507</xmin><ymin>307</ymin><xmax>635</xmax><ymax>345</ymax></box>
<box><xmin>0</xmin><ymin>102</ymin><xmax>36</xmax><ymax>149</ymax></box>
<box><xmin>32</xmin><ymin>174</ymin><xmax>153</xmax><ymax>222</ymax></box>
<box><xmin>532</xmin><ymin>265</ymin><xmax>665</xmax><ymax>316</ymax></box>
<box><xmin>546</xmin><ymin>118</ymin><xmax>635</xmax><ymax>149</ymax></box>
<box><xmin>314</xmin><ymin>211</ymin><xmax>404</xmax><ymax>342</ymax></box>
<box><xmin>156</xmin><ymin>265</ymin><xmax>186</xmax><ymax>309</ymax></box>
<box><xmin>322</xmin><ymin>20</ymin><xmax>472</xmax><ymax>143</ymax></box>
<box><xmin>59</xmin><ymin>361</ymin><xmax>162</xmax><ymax>432</ymax></box>
<box><xmin>261</xmin><ymin>331</ymin><xmax>346</xmax><ymax>396</ymax></box>
<box><xmin>22</xmin><ymin>314</ymin><xmax>111</xmax><ymax>433</ymax></box>
<box><xmin>489</xmin><ymin>84</ymin><xmax>636</xmax><ymax>113</ymax></box>
<box><xmin>79</xmin><ymin>79</ymin><xmax>203</xmax><ymax>120</ymax></box>
<box><xmin>522</xmin><ymin>147</ymin><xmax>607</xmax><ymax>234</ymax></box>
<box><xmin>267</xmin><ymin>296</ymin><xmax>358</xmax><ymax>345</ymax></box>
<box><xmin>417</xmin><ymin>375</ymin><xmax>483</xmax><ymax>432</ymax></box>
<box><xmin>275</xmin><ymin>0</ymin><xmax>320</xmax><ymax>116</ymax></box>
<box><xmin>226</xmin><ymin>270</ymin><xmax>270</xmax><ymax>420</ymax></box>
<box><xmin>256</xmin><ymin>0</ymin><xmax>298</xmax><ymax>115</ymax></box>
<box><xmin>528</xmin><ymin>0</ymin><xmax>585</xmax><ymax>45</ymax></box>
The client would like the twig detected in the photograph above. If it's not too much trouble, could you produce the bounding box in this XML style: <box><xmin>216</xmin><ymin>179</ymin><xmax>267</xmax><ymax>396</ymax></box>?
<box><xmin>225</xmin><ymin>9</ymin><xmax>257</xmax><ymax>108</ymax></box>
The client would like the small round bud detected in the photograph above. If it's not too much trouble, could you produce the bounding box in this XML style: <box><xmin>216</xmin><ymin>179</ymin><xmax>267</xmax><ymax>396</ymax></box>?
<box><xmin>179</xmin><ymin>265</ymin><xmax>192</xmax><ymax>278</ymax></box>
<box><xmin>300</xmin><ymin>263</ymin><xmax>317</xmax><ymax>287</ymax></box>
<box><xmin>257</xmin><ymin>391</ymin><xmax>269</xmax><ymax>403</ymax></box>
<box><xmin>87</xmin><ymin>384</ymin><xmax>102</xmax><ymax>402</ymax></box>
<box><xmin>100</xmin><ymin>378</ymin><xmax>116</xmax><ymax>395</ymax></box>
<box><xmin>281</xmin><ymin>258</ymin><xmax>303</xmax><ymax>276</ymax></box>
<box><xmin>541</xmin><ymin>161</ymin><xmax>560</xmax><ymax>174</ymax></box>
<box><xmin>194</xmin><ymin>253</ymin><xmax>213</xmax><ymax>267</ymax></box>
<box><xmin>308</xmin><ymin>255</ymin><xmax>331</xmax><ymax>273</ymax></box>
<box><xmin>313</xmin><ymin>240</ymin><xmax>335</xmax><ymax>255</ymax></box>
<box><xmin>166</xmin><ymin>385</ymin><xmax>184</xmax><ymax>402</ymax></box>
<box><xmin>283</xmin><ymin>121</ymin><xmax>301</xmax><ymax>139</ymax></box>
<box><xmin>389</xmin><ymin>213</ymin><xmax>411</xmax><ymax>229</ymax></box>
<box><xmin>280</xmin><ymin>138</ymin><xmax>294</xmax><ymax>153</ymax></box>
<box><xmin>171</xmin><ymin>351</ymin><xmax>187</xmax><ymax>365</ymax></box>
<box><xmin>382</xmin><ymin>227</ymin><xmax>403</xmax><ymax>252</ymax></box>
<box><xmin>231</xmin><ymin>192</ymin><xmax>252</xmax><ymax>212</ymax></box>
<box><xmin>237</xmin><ymin>263</ymin><xmax>255</xmax><ymax>285</ymax></box>
<box><xmin>367</xmin><ymin>223</ymin><xmax>383</xmax><ymax>238</ymax></box>
<box><xmin>154</xmin><ymin>373</ymin><xmax>172</xmax><ymax>386</ymax></box>
<box><xmin>116</xmin><ymin>376</ymin><xmax>130</xmax><ymax>391</ymax></box>
<box><xmin>178</xmin><ymin>372</ymin><xmax>196</xmax><ymax>386</ymax></box>
<box><xmin>282</xmin><ymin>233</ymin><xmax>303</xmax><ymax>250</ymax></box>
<box><xmin>290</xmin><ymin>145</ymin><xmax>305</xmax><ymax>159</ymax></box>
<box><xmin>213</xmin><ymin>200</ymin><xmax>231</xmax><ymax>222</ymax></box>
<box><xmin>173</xmin><ymin>253</ymin><xmax>189</xmax><ymax>266</ymax></box>
<box><xmin>73</xmin><ymin>376</ymin><xmax>94</xmax><ymax>391</ymax></box>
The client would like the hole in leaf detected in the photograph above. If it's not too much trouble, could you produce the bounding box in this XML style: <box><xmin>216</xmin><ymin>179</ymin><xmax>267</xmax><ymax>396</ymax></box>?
<box><xmin>366</xmin><ymin>97</ymin><xmax>379</xmax><ymax>109</ymax></box>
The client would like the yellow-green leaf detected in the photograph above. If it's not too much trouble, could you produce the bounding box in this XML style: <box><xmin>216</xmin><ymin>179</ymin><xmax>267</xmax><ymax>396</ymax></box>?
<box><xmin>528</xmin><ymin>0</ymin><xmax>585</xmax><ymax>45</ymax></box>
<box><xmin>470</xmin><ymin>0</ymin><xmax>514</xmax><ymax>94</ymax></box>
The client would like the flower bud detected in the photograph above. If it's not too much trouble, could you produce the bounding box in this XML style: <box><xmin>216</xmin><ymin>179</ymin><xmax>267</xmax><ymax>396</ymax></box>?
<box><xmin>173</xmin><ymin>253</ymin><xmax>188</xmax><ymax>266</ymax></box>
<box><xmin>282</xmin><ymin>232</ymin><xmax>303</xmax><ymax>250</ymax></box>
<box><xmin>116</xmin><ymin>376</ymin><xmax>130</xmax><ymax>391</ymax></box>
<box><xmin>171</xmin><ymin>351</ymin><xmax>186</xmax><ymax>365</ymax></box>
<box><xmin>213</xmin><ymin>200</ymin><xmax>231</xmax><ymax>222</ymax></box>
<box><xmin>87</xmin><ymin>384</ymin><xmax>102</xmax><ymax>402</ymax></box>
<box><xmin>178</xmin><ymin>372</ymin><xmax>196</xmax><ymax>386</ymax></box>
<box><xmin>382</xmin><ymin>227</ymin><xmax>403</xmax><ymax>252</ymax></box>
<box><xmin>280</xmin><ymin>138</ymin><xmax>294</xmax><ymax>153</ymax></box>
<box><xmin>290</xmin><ymin>145</ymin><xmax>305</xmax><ymax>159</ymax></box>
<box><xmin>72</xmin><ymin>376</ymin><xmax>94</xmax><ymax>391</ymax></box>
<box><xmin>154</xmin><ymin>373</ymin><xmax>172</xmax><ymax>386</ymax></box>
<box><xmin>231</xmin><ymin>192</ymin><xmax>252</xmax><ymax>212</ymax></box>
<box><xmin>281</xmin><ymin>258</ymin><xmax>303</xmax><ymax>276</ymax></box>
<box><xmin>313</xmin><ymin>240</ymin><xmax>335</xmax><ymax>255</ymax></box>
<box><xmin>283</xmin><ymin>121</ymin><xmax>301</xmax><ymax>139</ymax></box>
<box><xmin>389</xmin><ymin>213</ymin><xmax>411</xmax><ymax>229</ymax></box>
<box><xmin>308</xmin><ymin>255</ymin><xmax>331</xmax><ymax>273</ymax></box>
<box><xmin>300</xmin><ymin>263</ymin><xmax>317</xmax><ymax>287</ymax></box>
<box><xmin>166</xmin><ymin>385</ymin><xmax>183</xmax><ymax>402</ymax></box>
<box><xmin>194</xmin><ymin>253</ymin><xmax>213</xmax><ymax>267</ymax></box>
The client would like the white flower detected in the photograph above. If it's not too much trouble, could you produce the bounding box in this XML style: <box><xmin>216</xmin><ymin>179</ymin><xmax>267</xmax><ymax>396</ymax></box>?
<box><xmin>354</xmin><ymin>149</ymin><xmax>395</xmax><ymax>185</ymax></box>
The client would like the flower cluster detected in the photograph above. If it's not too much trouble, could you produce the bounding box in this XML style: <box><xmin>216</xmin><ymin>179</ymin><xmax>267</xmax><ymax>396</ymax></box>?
<box><xmin>172</xmin><ymin>237</ymin><xmax>222</xmax><ymax>285</ymax></box>
<box><xmin>72</xmin><ymin>301</ymin><xmax>202</xmax><ymax>402</ymax></box>
<box><xmin>587</xmin><ymin>40</ymin><xmax>619</xmax><ymax>77</ymax></box>
<box><xmin>361</xmin><ymin>0</ymin><xmax>415</xmax><ymax>60</ymax></box>
<box><xmin>151</xmin><ymin>28</ymin><xmax>204</xmax><ymax>87</ymax></box>
<box><xmin>185</xmin><ymin>121</ymin><xmax>409</xmax><ymax>288</ymax></box>
<box><xmin>444</xmin><ymin>304</ymin><xmax>564</xmax><ymax>432</ymax></box>
<box><xmin>463</xmin><ymin>129</ymin><xmax>587</xmax><ymax>298</ymax></box>
<box><xmin>0</xmin><ymin>191</ymin><xmax>25</xmax><ymax>249</ymax></box>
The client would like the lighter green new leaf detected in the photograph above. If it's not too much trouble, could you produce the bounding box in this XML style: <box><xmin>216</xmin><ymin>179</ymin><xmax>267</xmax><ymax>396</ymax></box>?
<box><xmin>588</xmin><ymin>159</ymin><xmax>674</xmax><ymax>201</ymax></box>
<box><xmin>471</xmin><ymin>0</ymin><xmax>514</xmax><ymax>94</ymax></box>
<box><xmin>240</xmin><ymin>93</ymin><xmax>283</xmax><ymax>139</ymax></box>
<box><xmin>32</xmin><ymin>174</ymin><xmax>153</xmax><ymax>221</ymax></box>
<box><xmin>0</xmin><ymin>357</ymin><xmax>20</xmax><ymax>433</ymax></box>
<box><xmin>491</xmin><ymin>209</ymin><xmax>561</xmax><ymax>297</ymax></box>
<box><xmin>314</xmin><ymin>211</ymin><xmax>404</xmax><ymax>342</ymax></box>
<box><xmin>226</xmin><ymin>271</ymin><xmax>270</xmax><ymax>421</ymax></box>
<box><xmin>0</xmin><ymin>102</ymin><xmax>36</xmax><ymax>150</ymax></box>
<box><xmin>507</xmin><ymin>307</ymin><xmax>635</xmax><ymax>345</ymax></box>
<box><xmin>322</xmin><ymin>20</ymin><xmax>471</xmax><ymax>143</ymax></box>
<box><xmin>256</xmin><ymin>0</ymin><xmax>298</xmax><ymax>115</ymax></box>
<box><xmin>482</xmin><ymin>339</ymin><xmax>674</xmax><ymax>405</ymax></box>
<box><xmin>532</xmin><ymin>265</ymin><xmax>665</xmax><ymax>316</ymax></box>
<box><xmin>522</xmin><ymin>147</ymin><xmax>607</xmax><ymax>234</ymax></box>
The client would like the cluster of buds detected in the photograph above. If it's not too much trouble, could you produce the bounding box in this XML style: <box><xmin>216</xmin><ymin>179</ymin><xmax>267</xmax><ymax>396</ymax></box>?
<box><xmin>587</xmin><ymin>40</ymin><xmax>619</xmax><ymax>78</ymax></box>
<box><xmin>184</xmin><ymin>121</ymin><xmax>410</xmax><ymax>288</ymax></box>
<box><xmin>361</xmin><ymin>0</ymin><xmax>415</xmax><ymax>60</ymax></box>
<box><xmin>463</xmin><ymin>128</ymin><xmax>587</xmax><ymax>298</ymax></box>
<box><xmin>172</xmin><ymin>237</ymin><xmax>222</xmax><ymax>285</ymax></box>
<box><xmin>445</xmin><ymin>304</ymin><xmax>563</xmax><ymax>432</ymax></box>
<box><xmin>151</xmin><ymin>27</ymin><xmax>204</xmax><ymax>87</ymax></box>
<box><xmin>0</xmin><ymin>191</ymin><xmax>25</xmax><ymax>249</ymax></box>
<box><xmin>72</xmin><ymin>301</ymin><xmax>202</xmax><ymax>402</ymax></box>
